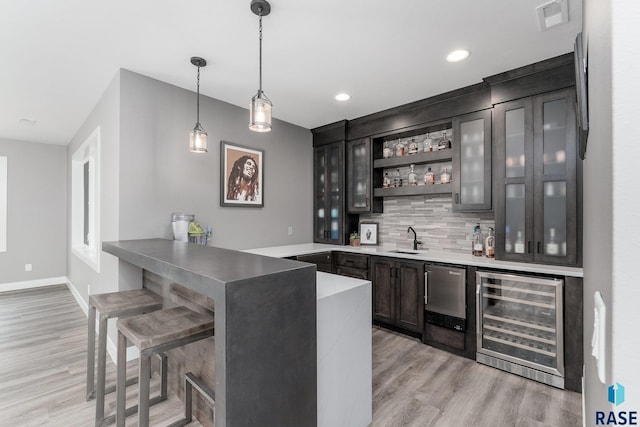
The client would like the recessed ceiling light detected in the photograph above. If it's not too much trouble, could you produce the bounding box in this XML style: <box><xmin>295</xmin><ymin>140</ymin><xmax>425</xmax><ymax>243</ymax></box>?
<box><xmin>335</xmin><ymin>93</ymin><xmax>351</xmax><ymax>102</ymax></box>
<box><xmin>18</xmin><ymin>118</ymin><xmax>37</xmax><ymax>127</ymax></box>
<box><xmin>446</xmin><ymin>50</ymin><xmax>470</xmax><ymax>63</ymax></box>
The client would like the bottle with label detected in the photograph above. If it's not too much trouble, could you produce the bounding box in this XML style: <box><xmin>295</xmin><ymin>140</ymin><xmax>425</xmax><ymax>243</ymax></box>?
<box><xmin>514</xmin><ymin>230</ymin><xmax>525</xmax><ymax>254</ymax></box>
<box><xmin>440</xmin><ymin>168</ymin><xmax>451</xmax><ymax>184</ymax></box>
<box><xmin>383</xmin><ymin>172</ymin><xmax>391</xmax><ymax>188</ymax></box>
<box><xmin>472</xmin><ymin>224</ymin><xmax>484</xmax><ymax>256</ymax></box>
<box><xmin>394</xmin><ymin>140</ymin><xmax>406</xmax><ymax>157</ymax></box>
<box><xmin>394</xmin><ymin>168</ymin><xmax>402</xmax><ymax>187</ymax></box>
<box><xmin>408</xmin><ymin>164</ymin><xmax>418</xmax><ymax>186</ymax></box>
<box><xmin>383</xmin><ymin>141</ymin><xmax>393</xmax><ymax>159</ymax></box>
<box><xmin>504</xmin><ymin>225</ymin><xmax>513</xmax><ymax>253</ymax></box>
<box><xmin>485</xmin><ymin>227</ymin><xmax>495</xmax><ymax>258</ymax></box>
<box><xmin>438</xmin><ymin>131</ymin><xmax>451</xmax><ymax>150</ymax></box>
<box><xmin>408</xmin><ymin>138</ymin><xmax>419</xmax><ymax>155</ymax></box>
<box><xmin>423</xmin><ymin>133</ymin><xmax>434</xmax><ymax>152</ymax></box>
<box><xmin>546</xmin><ymin>227</ymin><xmax>560</xmax><ymax>255</ymax></box>
<box><xmin>423</xmin><ymin>167</ymin><xmax>435</xmax><ymax>185</ymax></box>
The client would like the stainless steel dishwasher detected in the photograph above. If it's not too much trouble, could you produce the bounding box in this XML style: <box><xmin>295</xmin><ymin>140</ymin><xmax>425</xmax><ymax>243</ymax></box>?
<box><xmin>424</xmin><ymin>264</ymin><xmax>466</xmax><ymax>331</ymax></box>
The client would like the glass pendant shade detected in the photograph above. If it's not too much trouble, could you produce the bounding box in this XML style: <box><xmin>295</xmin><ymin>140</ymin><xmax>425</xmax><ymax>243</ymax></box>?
<box><xmin>249</xmin><ymin>92</ymin><xmax>272</xmax><ymax>132</ymax></box>
<box><xmin>189</xmin><ymin>123</ymin><xmax>208</xmax><ymax>153</ymax></box>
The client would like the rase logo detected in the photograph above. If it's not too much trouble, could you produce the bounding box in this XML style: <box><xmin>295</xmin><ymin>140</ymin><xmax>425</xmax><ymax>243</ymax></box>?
<box><xmin>596</xmin><ymin>382</ymin><xmax>637</xmax><ymax>425</ymax></box>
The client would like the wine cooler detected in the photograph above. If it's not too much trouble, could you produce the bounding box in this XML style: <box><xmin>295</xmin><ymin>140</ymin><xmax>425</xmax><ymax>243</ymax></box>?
<box><xmin>476</xmin><ymin>271</ymin><xmax>564</xmax><ymax>389</ymax></box>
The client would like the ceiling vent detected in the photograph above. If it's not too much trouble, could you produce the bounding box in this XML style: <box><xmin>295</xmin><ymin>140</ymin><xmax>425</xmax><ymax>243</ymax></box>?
<box><xmin>536</xmin><ymin>0</ymin><xmax>568</xmax><ymax>31</ymax></box>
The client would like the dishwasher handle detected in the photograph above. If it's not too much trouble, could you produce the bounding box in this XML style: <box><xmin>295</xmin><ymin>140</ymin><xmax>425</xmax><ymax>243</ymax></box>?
<box><xmin>424</xmin><ymin>271</ymin><xmax>429</xmax><ymax>305</ymax></box>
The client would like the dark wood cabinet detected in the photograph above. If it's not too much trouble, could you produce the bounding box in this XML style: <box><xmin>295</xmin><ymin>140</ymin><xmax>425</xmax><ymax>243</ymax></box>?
<box><xmin>346</xmin><ymin>138</ymin><xmax>382</xmax><ymax>213</ymax></box>
<box><xmin>494</xmin><ymin>88</ymin><xmax>579</xmax><ymax>266</ymax></box>
<box><xmin>452</xmin><ymin>109</ymin><xmax>492</xmax><ymax>212</ymax></box>
<box><xmin>333</xmin><ymin>252</ymin><xmax>369</xmax><ymax>280</ymax></box>
<box><xmin>370</xmin><ymin>257</ymin><xmax>424</xmax><ymax>334</ymax></box>
<box><xmin>312</xmin><ymin>121</ymin><xmax>358</xmax><ymax>245</ymax></box>
<box><xmin>296</xmin><ymin>252</ymin><xmax>332</xmax><ymax>273</ymax></box>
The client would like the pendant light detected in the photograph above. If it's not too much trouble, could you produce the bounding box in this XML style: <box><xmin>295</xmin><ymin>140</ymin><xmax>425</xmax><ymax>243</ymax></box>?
<box><xmin>249</xmin><ymin>0</ymin><xmax>272</xmax><ymax>132</ymax></box>
<box><xmin>189</xmin><ymin>56</ymin><xmax>208</xmax><ymax>153</ymax></box>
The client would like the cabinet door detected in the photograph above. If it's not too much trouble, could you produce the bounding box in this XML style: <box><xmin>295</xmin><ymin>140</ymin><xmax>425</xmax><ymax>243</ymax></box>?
<box><xmin>346</xmin><ymin>138</ymin><xmax>372</xmax><ymax>213</ymax></box>
<box><xmin>371</xmin><ymin>258</ymin><xmax>394</xmax><ymax>324</ymax></box>
<box><xmin>313</xmin><ymin>146</ymin><xmax>330</xmax><ymax>243</ymax></box>
<box><xmin>314</xmin><ymin>142</ymin><xmax>349</xmax><ymax>244</ymax></box>
<box><xmin>494</xmin><ymin>98</ymin><xmax>536</xmax><ymax>262</ymax></box>
<box><xmin>453</xmin><ymin>110</ymin><xmax>492</xmax><ymax>212</ymax></box>
<box><xmin>533</xmin><ymin>89</ymin><xmax>577</xmax><ymax>265</ymax></box>
<box><xmin>395</xmin><ymin>260</ymin><xmax>425</xmax><ymax>333</ymax></box>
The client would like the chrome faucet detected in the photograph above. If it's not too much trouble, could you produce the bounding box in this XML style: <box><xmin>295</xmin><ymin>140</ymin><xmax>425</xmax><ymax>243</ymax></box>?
<box><xmin>407</xmin><ymin>226</ymin><xmax>422</xmax><ymax>251</ymax></box>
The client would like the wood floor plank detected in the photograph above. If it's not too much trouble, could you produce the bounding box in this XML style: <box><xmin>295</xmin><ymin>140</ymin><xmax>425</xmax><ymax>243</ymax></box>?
<box><xmin>0</xmin><ymin>286</ymin><xmax>582</xmax><ymax>426</ymax></box>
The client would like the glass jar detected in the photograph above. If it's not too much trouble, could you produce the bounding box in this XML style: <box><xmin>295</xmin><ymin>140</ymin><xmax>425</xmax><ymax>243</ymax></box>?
<box><xmin>440</xmin><ymin>168</ymin><xmax>451</xmax><ymax>184</ymax></box>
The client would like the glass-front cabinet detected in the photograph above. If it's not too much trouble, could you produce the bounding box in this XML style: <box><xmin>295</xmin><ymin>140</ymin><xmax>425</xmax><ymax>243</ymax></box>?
<box><xmin>346</xmin><ymin>138</ymin><xmax>378</xmax><ymax>213</ymax></box>
<box><xmin>314</xmin><ymin>142</ymin><xmax>345</xmax><ymax>243</ymax></box>
<box><xmin>494</xmin><ymin>88</ymin><xmax>578</xmax><ymax>265</ymax></box>
<box><xmin>452</xmin><ymin>109</ymin><xmax>492</xmax><ymax>211</ymax></box>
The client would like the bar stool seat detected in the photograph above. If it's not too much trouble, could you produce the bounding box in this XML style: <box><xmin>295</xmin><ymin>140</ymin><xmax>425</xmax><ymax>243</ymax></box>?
<box><xmin>116</xmin><ymin>306</ymin><xmax>214</xmax><ymax>427</ymax></box>
<box><xmin>87</xmin><ymin>289</ymin><xmax>163</xmax><ymax>426</ymax></box>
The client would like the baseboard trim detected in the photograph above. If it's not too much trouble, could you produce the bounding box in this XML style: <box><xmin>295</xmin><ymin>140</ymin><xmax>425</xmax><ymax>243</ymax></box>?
<box><xmin>0</xmin><ymin>276</ymin><xmax>68</xmax><ymax>292</ymax></box>
<box><xmin>66</xmin><ymin>279</ymin><xmax>140</xmax><ymax>364</ymax></box>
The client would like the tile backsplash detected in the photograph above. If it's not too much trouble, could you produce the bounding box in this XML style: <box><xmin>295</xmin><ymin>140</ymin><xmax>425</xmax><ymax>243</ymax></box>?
<box><xmin>359</xmin><ymin>195</ymin><xmax>495</xmax><ymax>254</ymax></box>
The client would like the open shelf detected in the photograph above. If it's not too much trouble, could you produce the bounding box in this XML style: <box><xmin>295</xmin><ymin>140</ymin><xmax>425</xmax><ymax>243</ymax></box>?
<box><xmin>373</xmin><ymin>149</ymin><xmax>453</xmax><ymax>169</ymax></box>
<box><xmin>374</xmin><ymin>183</ymin><xmax>452</xmax><ymax>197</ymax></box>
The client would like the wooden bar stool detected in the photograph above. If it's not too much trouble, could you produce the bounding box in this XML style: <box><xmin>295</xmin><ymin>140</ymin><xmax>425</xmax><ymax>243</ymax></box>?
<box><xmin>87</xmin><ymin>289</ymin><xmax>163</xmax><ymax>426</ymax></box>
<box><xmin>116</xmin><ymin>306</ymin><xmax>214</xmax><ymax>427</ymax></box>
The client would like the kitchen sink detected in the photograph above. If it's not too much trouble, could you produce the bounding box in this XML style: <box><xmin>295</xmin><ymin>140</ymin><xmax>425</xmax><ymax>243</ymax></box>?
<box><xmin>389</xmin><ymin>249</ymin><xmax>426</xmax><ymax>255</ymax></box>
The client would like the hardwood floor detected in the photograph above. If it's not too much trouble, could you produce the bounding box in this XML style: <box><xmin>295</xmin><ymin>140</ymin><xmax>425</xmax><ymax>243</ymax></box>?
<box><xmin>0</xmin><ymin>285</ymin><xmax>582</xmax><ymax>426</ymax></box>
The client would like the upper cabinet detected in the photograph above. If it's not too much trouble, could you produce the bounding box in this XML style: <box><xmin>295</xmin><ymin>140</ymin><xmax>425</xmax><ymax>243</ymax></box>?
<box><xmin>346</xmin><ymin>138</ymin><xmax>382</xmax><ymax>213</ymax></box>
<box><xmin>312</xmin><ymin>121</ymin><xmax>358</xmax><ymax>245</ymax></box>
<box><xmin>494</xmin><ymin>88</ymin><xmax>578</xmax><ymax>265</ymax></box>
<box><xmin>452</xmin><ymin>109</ymin><xmax>492</xmax><ymax>212</ymax></box>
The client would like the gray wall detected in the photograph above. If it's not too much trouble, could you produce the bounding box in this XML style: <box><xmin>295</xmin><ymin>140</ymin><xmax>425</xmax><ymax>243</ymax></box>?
<box><xmin>67</xmin><ymin>71</ymin><xmax>121</xmax><ymax>304</ymax></box>
<box><xmin>0</xmin><ymin>139</ymin><xmax>67</xmax><ymax>285</ymax></box>
<box><xmin>118</xmin><ymin>69</ymin><xmax>313</xmax><ymax>249</ymax></box>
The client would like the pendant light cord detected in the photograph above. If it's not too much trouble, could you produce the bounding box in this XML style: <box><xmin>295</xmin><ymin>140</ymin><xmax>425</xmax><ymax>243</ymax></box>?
<box><xmin>258</xmin><ymin>9</ymin><xmax>263</xmax><ymax>95</ymax></box>
<box><xmin>196</xmin><ymin>65</ymin><xmax>201</xmax><ymax>125</ymax></box>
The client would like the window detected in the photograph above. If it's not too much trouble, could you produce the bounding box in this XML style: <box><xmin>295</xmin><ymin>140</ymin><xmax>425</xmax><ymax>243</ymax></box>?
<box><xmin>0</xmin><ymin>156</ymin><xmax>6</xmax><ymax>252</ymax></box>
<box><xmin>72</xmin><ymin>127</ymin><xmax>100</xmax><ymax>272</ymax></box>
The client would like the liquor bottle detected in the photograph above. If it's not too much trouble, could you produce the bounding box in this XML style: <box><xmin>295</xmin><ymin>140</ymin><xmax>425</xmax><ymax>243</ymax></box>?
<box><xmin>394</xmin><ymin>168</ymin><xmax>402</xmax><ymax>187</ymax></box>
<box><xmin>546</xmin><ymin>227</ymin><xmax>560</xmax><ymax>255</ymax></box>
<box><xmin>423</xmin><ymin>167</ymin><xmax>435</xmax><ymax>185</ymax></box>
<box><xmin>408</xmin><ymin>164</ymin><xmax>418</xmax><ymax>186</ymax></box>
<box><xmin>514</xmin><ymin>230</ymin><xmax>525</xmax><ymax>254</ymax></box>
<box><xmin>383</xmin><ymin>172</ymin><xmax>391</xmax><ymax>188</ymax></box>
<box><xmin>485</xmin><ymin>227</ymin><xmax>495</xmax><ymax>258</ymax></box>
<box><xmin>472</xmin><ymin>224</ymin><xmax>484</xmax><ymax>256</ymax></box>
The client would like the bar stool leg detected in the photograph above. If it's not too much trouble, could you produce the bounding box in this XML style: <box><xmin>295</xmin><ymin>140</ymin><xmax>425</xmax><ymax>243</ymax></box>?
<box><xmin>138</xmin><ymin>353</ymin><xmax>152</xmax><ymax>427</ymax></box>
<box><xmin>86</xmin><ymin>303</ymin><xmax>96</xmax><ymax>401</ymax></box>
<box><xmin>160</xmin><ymin>353</ymin><xmax>168</xmax><ymax>401</ymax></box>
<box><xmin>95</xmin><ymin>314</ymin><xmax>108</xmax><ymax>426</ymax></box>
<box><xmin>116</xmin><ymin>331</ymin><xmax>127</xmax><ymax>427</ymax></box>
<box><xmin>184</xmin><ymin>376</ymin><xmax>193</xmax><ymax>423</ymax></box>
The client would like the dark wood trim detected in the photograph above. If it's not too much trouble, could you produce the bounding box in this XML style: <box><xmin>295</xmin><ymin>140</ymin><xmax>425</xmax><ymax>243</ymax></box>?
<box><xmin>311</xmin><ymin>119</ymin><xmax>348</xmax><ymax>147</ymax></box>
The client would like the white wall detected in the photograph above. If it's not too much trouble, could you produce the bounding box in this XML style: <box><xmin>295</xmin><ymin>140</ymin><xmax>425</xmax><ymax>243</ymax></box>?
<box><xmin>0</xmin><ymin>139</ymin><xmax>67</xmax><ymax>287</ymax></box>
<box><xmin>583</xmin><ymin>0</ymin><xmax>640</xmax><ymax>416</ymax></box>
<box><xmin>118</xmin><ymin>69</ymin><xmax>313</xmax><ymax>249</ymax></box>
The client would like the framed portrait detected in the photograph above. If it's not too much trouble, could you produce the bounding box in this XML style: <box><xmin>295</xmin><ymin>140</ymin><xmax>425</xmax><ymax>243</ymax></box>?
<box><xmin>220</xmin><ymin>141</ymin><xmax>264</xmax><ymax>207</ymax></box>
<box><xmin>359</xmin><ymin>222</ymin><xmax>378</xmax><ymax>245</ymax></box>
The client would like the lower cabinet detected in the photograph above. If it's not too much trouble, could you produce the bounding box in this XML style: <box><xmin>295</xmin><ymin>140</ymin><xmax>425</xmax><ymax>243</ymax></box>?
<box><xmin>370</xmin><ymin>257</ymin><xmax>424</xmax><ymax>334</ymax></box>
<box><xmin>333</xmin><ymin>252</ymin><xmax>369</xmax><ymax>279</ymax></box>
<box><xmin>296</xmin><ymin>252</ymin><xmax>333</xmax><ymax>273</ymax></box>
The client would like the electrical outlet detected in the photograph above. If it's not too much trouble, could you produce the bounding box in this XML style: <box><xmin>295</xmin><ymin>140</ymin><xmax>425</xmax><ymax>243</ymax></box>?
<box><xmin>25</xmin><ymin>263</ymin><xmax>32</xmax><ymax>272</ymax></box>
<box><xmin>288</xmin><ymin>226</ymin><xmax>293</xmax><ymax>236</ymax></box>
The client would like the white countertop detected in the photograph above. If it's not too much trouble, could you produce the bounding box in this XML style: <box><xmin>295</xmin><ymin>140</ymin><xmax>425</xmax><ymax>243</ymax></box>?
<box><xmin>245</xmin><ymin>243</ymin><xmax>584</xmax><ymax>278</ymax></box>
<box><xmin>316</xmin><ymin>271</ymin><xmax>370</xmax><ymax>299</ymax></box>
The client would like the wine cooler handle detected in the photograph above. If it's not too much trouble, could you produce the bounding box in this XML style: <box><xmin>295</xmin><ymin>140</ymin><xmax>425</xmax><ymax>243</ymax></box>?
<box><xmin>527</xmin><ymin>241</ymin><xmax>532</xmax><ymax>254</ymax></box>
<box><xmin>424</xmin><ymin>271</ymin><xmax>429</xmax><ymax>305</ymax></box>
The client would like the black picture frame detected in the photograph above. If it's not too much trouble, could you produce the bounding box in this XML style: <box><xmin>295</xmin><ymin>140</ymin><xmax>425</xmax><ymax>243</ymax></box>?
<box><xmin>574</xmin><ymin>32</ymin><xmax>589</xmax><ymax>160</ymax></box>
<box><xmin>359</xmin><ymin>222</ymin><xmax>378</xmax><ymax>245</ymax></box>
<box><xmin>220</xmin><ymin>141</ymin><xmax>264</xmax><ymax>208</ymax></box>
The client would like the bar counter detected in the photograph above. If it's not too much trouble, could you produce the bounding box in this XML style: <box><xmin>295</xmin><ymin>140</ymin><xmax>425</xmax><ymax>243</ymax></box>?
<box><xmin>103</xmin><ymin>238</ymin><xmax>318</xmax><ymax>427</ymax></box>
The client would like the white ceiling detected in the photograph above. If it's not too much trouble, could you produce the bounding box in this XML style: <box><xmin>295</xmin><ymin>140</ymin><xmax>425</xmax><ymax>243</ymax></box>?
<box><xmin>0</xmin><ymin>0</ymin><xmax>581</xmax><ymax>146</ymax></box>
